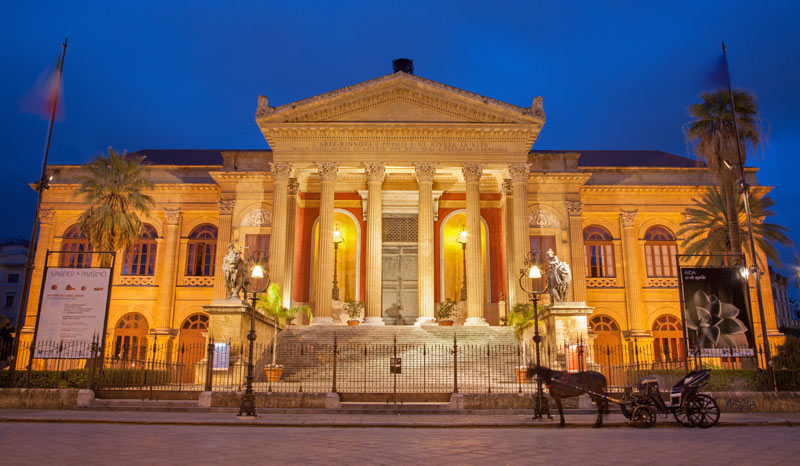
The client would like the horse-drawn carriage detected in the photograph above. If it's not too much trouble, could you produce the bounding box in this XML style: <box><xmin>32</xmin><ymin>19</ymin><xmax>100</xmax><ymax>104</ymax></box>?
<box><xmin>619</xmin><ymin>369</ymin><xmax>720</xmax><ymax>428</ymax></box>
<box><xmin>530</xmin><ymin>365</ymin><xmax>720</xmax><ymax>429</ymax></box>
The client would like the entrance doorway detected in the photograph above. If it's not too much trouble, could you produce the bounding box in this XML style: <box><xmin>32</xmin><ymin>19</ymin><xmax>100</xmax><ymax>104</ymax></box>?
<box><xmin>382</xmin><ymin>244</ymin><xmax>418</xmax><ymax>324</ymax></box>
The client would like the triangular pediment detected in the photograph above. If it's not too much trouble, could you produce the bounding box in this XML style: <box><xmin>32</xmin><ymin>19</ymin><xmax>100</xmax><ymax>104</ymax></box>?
<box><xmin>256</xmin><ymin>72</ymin><xmax>545</xmax><ymax>125</ymax></box>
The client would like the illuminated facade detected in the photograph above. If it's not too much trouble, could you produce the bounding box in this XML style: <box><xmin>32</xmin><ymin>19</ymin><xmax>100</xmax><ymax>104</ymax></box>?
<box><xmin>20</xmin><ymin>66</ymin><xmax>782</xmax><ymax>355</ymax></box>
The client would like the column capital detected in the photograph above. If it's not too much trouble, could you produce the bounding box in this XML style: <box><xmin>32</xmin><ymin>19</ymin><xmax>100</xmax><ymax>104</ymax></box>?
<box><xmin>566</xmin><ymin>200</ymin><xmax>583</xmax><ymax>216</ymax></box>
<box><xmin>218</xmin><ymin>199</ymin><xmax>235</xmax><ymax>215</ymax></box>
<box><xmin>620</xmin><ymin>209</ymin><xmax>638</xmax><ymax>228</ymax></box>
<box><xmin>316</xmin><ymin>162</ymin><xmax>339</xmax><ymax>181</ymax></box>
<box><xmin>508</xmin><ymin>163</ymin><xmax>530</xmax><ymax>183</ymax></box>
<box><xmin>39</xmin><ymin>208</ymin><xmax>56</xmax><ymax>225</ymax></box>
<box><xmin>461</xmin><ymin>163</ymin><xmax>484</xmax><ymax>183</ymax></box>
<box><xmin>270</xmin><ymin>162</ymin><xmax>293</xmax><ymax>181</ymax></box>
<box><xmin>363</xmin><ymin>162</ymin><xmax>386</xmax><ymax>182</ymax></box>
<box><xmin>502</xmin><ymin>178</ymin><xmax>513</xmax><ymax>195</ymax></box>
<box><xmin>164</xmin><ymin>208</ymin><xmax>182</xmax><ymax>225</ymax></box>
<box><xmin>288</xmin><ymin>178</ymin><xmax>299</xmax><ymax>196</ymax></box>
<box><xmin>414</xmin><ymin>162</ymin><xmax>437</xmax><ymax>182</ymax></box>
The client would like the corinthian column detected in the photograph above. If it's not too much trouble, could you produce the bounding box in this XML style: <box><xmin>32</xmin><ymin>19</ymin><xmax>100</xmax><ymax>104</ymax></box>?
<box><xmin>213</xmin><ymin>199</ymin><xmax>235</xmax><ymax>300</ymax></box>
<box><xmin>312</xmin><ymin>163</ymin><xmax>338</xmax><ymax>325</ymax></box>
<box><xmin>362</xmin><ymin>162</ymin><xmax>386</xmax><ymax>325</ymax></box>
<box><xmin>282</xmin><ymin>178</ymin><xmax>299</xmax><ymax>308</ymax></box>
<box><xmin>502</xmin><ymin>179</ymin><xmax>517</xmax><ymax>308</ymax></box>
<box><xmin>462</xmin><ymin>163</ymin><xmax>488</xmax><ymax>326</ymax></box>
<box><xmin>415</xmin><ymin>162</ymin><xmax>437</xmax><ymax>325</ymax></box>
<box><xmin>268</xmin><ymin>162</ymin><xmax>293</xmax><ymax>298</ymax></box>
<box><xmin>620</xmin><ymin>210</ymin><xmax>646</xmax><ymax>334</ymax></box>
<box><xmin>24</xmin><ymin>209</ymin><xmax>56</xmax><ymax>329</ymax></box>
<box><xmin>509</xmin><ymin>163</ymin><xmax>530</xmax><ymax>307</ymax></box>
<box><xmin>567</xmin><ymin>200</ymin><xmax>587</xmax><ymax>302</ymax></box>
<box><xmin>156</xmin><ymin>209</ymin><xmax>181</xmax><ymax>330</ymax></box>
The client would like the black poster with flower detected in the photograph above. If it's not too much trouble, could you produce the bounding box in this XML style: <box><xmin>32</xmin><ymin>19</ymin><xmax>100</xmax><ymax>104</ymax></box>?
<box><xmin>680</xmin><ymin>267</ymin><xmax>755</xmax><ymax>357</ymax></box>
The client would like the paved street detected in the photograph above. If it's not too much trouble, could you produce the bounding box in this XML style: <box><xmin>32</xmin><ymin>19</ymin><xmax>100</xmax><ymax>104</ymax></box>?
<box><xmin>0</xmin><ymin>422</ymin><xmax>797</xmax><ymax>465</ymax></box>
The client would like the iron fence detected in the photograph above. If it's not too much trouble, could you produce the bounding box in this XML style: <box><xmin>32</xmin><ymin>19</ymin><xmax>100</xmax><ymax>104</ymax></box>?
<box><xmin>1</xmin><ymin>336</ymin><xmax>799</xmax><ymax>394</ymax></box>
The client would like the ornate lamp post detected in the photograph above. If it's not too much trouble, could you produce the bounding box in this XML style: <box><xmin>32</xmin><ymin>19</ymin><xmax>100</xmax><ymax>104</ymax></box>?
<box><xmin>519</xmin><ymin>250</ymin><xmax>550</xmax><ymax>419</ymax></box>
<box><xmin>457</xmin><ymin>228</ymin><xmax>467</xmax><ymax>301</ymax></box>
<box><xmin>332</xmin><ymin>224</ymin><xmax>344</xmax><ymax>301</ymax></box>
<box><xmin>237</xmin><ymin>253</ymin><xmax>269</xmax><ymax>419</ymax></box>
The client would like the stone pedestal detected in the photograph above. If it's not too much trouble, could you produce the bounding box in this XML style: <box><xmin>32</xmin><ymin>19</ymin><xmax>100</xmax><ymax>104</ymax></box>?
<box><xmin>204</xmin><ymin>298</ymin><xmax>278</xmax><ymax>343</ymax></box>
<box><xmin>540</xmin><ymin>302</ymin><xmax>594</xmax><ymax>348</ymax></box>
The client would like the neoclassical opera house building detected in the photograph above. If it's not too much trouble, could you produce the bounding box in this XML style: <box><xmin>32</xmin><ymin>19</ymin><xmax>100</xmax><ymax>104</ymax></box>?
<box><xmin>23</xmin><ymin>60</ymin><xmax>781</xmax><ymax>358</ymax></box>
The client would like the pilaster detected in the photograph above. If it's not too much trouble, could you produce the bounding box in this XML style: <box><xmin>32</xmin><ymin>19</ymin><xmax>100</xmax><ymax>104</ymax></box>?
<box><xmin>213</xmin><ymin>199</ymin><xmax>235</xmax><ymax>300</ymax></box>
<box><xmin>620</xmin><ymin>209</ymin><xmax>646</xmax><ymax>335</ymax></box>
<box><xmin>24</xmin><ymin>209</ymin><xmax>56</xmax><ymax>329</ymax></box>
<box><xmin>363</xmin><ymin>162</ymin><xmax>386</xmax><ymax>325</ymax></box>
<box><xmin>566</xmin><ymin>200</ymin><xmax>587</xmax><ymax>303</ymax></box>
<box><xmin>509</xmin><ymin>163</ymin><xmax>530</xmax><ymax>308</ymax></box>
<box><xmin>268</xmin><ymin>162</ymin><xmax>293</xmax><ymax>300</ymax></box>
<box><xmin>283</xmin><ymin>178</ymin><xmax>299</xmax><ymax>308</ymax></box>
<box><xmin>156</xmin><ymin>209</ymin><xmax>181</xmax><ymax>330</ymax></box>
<box><xmin>502</xmin><ymin>179</ymin><xmax>517</xmax><ymax>309</ymax></box>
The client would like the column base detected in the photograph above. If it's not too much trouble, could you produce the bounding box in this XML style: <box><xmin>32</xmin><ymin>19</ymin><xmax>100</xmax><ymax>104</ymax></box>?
<box><xmin>311</xmin><ymin>316</ymin><xmax>335</xmax><ymax>326</ymax></box>
<box><xmin>464</xmin><ymin>317</ymin><xmax>490</xmax><ymax>327</ymax></box>
<box><xmin>362</xmin><ymin>316</ymin><xmax>386</xmax><ymax>326</ymax></box>
<box><xmin>414</xmin><ymin>317</ymin><xmax>436</xmax><ymax>326</ymax></box>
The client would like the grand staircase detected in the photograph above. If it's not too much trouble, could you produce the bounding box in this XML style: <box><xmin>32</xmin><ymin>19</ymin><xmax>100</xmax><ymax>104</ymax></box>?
<box><xmin>254</xmin><ymin>326</ymin><xmax>527</xmax><ymax>394</ymax></box>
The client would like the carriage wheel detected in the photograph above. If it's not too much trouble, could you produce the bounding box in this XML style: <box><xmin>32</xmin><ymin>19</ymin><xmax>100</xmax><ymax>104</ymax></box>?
<box><xmin>686</xmin><ymin>394</ymin><xmax>720</xmax><ymax>428</ymax></box>
<box><xmin>673</xmin><ymin>408</ymin><xmax>694</xmax><ymax>427</ymax></box>
<box><xmin>630</xmin><ymin>406</ymin><xmax>657</xmax><ymax>428</ymax></box>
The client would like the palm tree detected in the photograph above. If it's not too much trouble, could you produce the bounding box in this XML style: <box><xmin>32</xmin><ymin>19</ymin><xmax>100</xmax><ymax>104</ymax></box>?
<box><xmin>256</xmin><ymin>283</ymin><xmax>312</xmax><ymax>368</ymax></box>
<box><xmin>686</xmin><ymin>89</ymin><xmax>761</xmax><ymax>263</ymax></box>
<box><xmin>678</xmin><ymin>187</ymin><xmax>791</xmax><ymax>267</ymax></box>
<box><xmin>75</xmin><ymin>147</ymin><xmax>154</xmax><ymax>266</ymax></box>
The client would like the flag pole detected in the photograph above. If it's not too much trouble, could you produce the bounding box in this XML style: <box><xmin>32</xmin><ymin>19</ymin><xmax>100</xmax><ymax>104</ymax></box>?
<box><xmin>721</xmin><ymin>41</ymin><xmax>775</xmax><ymax>390</ymax></box>
<box><xmin>8</xmin><ymin>38</ymin><xmax>68</xmax><ymax>385</ymax></box>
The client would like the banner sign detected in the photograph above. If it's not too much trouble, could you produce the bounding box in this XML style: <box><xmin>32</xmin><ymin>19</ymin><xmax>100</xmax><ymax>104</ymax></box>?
<box><xmin>34</xmin><ymin>267</ymin><xmax>113</xmax><ymax>358</ymax></box>
<box><xmin>680</xmin><ymin>267</ymin><xmax>755</xmax><ymax>357</ymax></box>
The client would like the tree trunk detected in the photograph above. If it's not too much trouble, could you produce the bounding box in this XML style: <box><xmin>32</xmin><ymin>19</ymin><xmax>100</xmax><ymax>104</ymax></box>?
<box><xmin>722</xmin><ymin>180</ymin><xmax>743</xmax><ymax>265</ymax></box>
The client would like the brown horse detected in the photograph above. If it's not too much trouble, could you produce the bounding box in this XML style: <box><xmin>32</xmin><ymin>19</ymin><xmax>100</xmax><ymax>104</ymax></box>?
<box><xmin>527</xmin><ymin>365</ymin><xmax>609</xmax><ymax>428</ymax></box>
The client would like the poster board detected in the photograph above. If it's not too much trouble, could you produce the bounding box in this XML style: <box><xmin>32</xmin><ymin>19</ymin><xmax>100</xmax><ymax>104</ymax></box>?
<box><xmin>34</xmin><ymin>267</ymin><xmax>113</xmax><ymax>358</ymax></box>
<box><xmin>679</xmin><ymin>267</ymin><xmax>755</xmax><ymax>357</ymax></box>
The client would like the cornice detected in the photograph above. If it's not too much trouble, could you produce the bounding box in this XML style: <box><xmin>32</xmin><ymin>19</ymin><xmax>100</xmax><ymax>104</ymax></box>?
<box><xmin>527</xmin><ymin>173</ymin><xmax>592</xmax><ymax>185</ymax></box>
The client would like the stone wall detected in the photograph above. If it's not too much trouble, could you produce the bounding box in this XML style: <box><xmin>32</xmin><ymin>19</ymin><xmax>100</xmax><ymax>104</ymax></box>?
<box><xmin>0</xmin><ymin>388</ymin><xmax>79</xmax><ymax>409</ymax></box>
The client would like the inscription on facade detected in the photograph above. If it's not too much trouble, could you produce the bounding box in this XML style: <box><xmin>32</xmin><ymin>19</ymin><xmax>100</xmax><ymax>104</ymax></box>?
<box><xmin>284</xmin><ymin>140</ymin><xmax>508</xmax><ymax>153</ymax></box>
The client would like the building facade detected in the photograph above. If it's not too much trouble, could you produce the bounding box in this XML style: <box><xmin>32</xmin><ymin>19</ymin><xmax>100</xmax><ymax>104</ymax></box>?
<box><xmin>19</xmin><ymin>66</ymin><xmax>783</xmax><ymax>356</ymax></box>
<box><xmin>0</xmin><ymin>238</ymin><xmax>28</xmax><ymax>326</ymax></box>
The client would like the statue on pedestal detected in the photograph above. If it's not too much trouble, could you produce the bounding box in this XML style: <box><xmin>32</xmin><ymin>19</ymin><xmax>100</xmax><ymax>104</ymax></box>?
<box><xmin>544</xmin><ymin>248</ymin><xmax>571</xmax><ymax>303</ymax></box>
<box><xmin>222</xmin><ymin>243</ymin><xmax>247</xmax><ymax>301</ymax></box>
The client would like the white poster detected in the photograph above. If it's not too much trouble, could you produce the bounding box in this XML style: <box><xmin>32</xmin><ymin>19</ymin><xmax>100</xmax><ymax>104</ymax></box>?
<box><xmin>35</xmin><ymin>267</ymin><xmax>112</xmax><ymax>358</ymax></box>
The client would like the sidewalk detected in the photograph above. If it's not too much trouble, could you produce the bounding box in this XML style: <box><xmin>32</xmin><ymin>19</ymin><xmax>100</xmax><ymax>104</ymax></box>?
<box><xmin>1</xmin><ymin>408</ymin><xmax>799</xmax><ymax>428</ymax></box>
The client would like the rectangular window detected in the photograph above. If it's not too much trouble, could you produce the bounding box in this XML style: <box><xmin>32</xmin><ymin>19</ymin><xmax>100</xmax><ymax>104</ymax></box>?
<box><xmin>245</xmin><ymin>234</ymin><xmax>270</xmax><ymax>258</ymax></box>
<box><xmin>7</xmin><ymin>273</ymin><xmax>19</xmax><ymax>283</ymax></box>
<box><xmin>4</xmin><ymin>295</ymin><xmax>14</xmax><ymax>308</ymax></box>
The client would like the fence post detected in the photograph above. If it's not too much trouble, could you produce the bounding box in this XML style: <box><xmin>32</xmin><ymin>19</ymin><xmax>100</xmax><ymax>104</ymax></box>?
<box><xmin>633</xmin><ymin>336</ymin><xmax>640</xmax><ymax>380</ymax></box>
<box><xmin>517</xmin><ymin>344</ymin><xmax>522</xmax><ymax>393</ymax></box>
<box><xmin>87</xmin><ymin>336</ymin><xmax>98</xmax><ymax>391</ymax></box>
<box><xmin>205</xmin><ymin>337</ymin><xmax>214</xmax><ymax>392</ymax></box>
<box><xmin>332</xmin><ymin>334</ymin><xmax>338</xmax><ymax>393</ymax></box>
<box><xmin>486</xmin><ymin>345</ymin><xmax>491</xmax><ymax>394</ymax></box>
<box><xmin>452</xmin><ymin>334</ymin><xmax>458</xmax><ymax>394</ymax></box>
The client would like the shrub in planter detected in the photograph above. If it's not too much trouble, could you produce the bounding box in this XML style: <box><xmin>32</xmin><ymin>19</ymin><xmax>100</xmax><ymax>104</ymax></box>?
<box><xmin>436</xmin><ymin>299</ymin><xmax>458</xmax><ymax>325</ymax></box>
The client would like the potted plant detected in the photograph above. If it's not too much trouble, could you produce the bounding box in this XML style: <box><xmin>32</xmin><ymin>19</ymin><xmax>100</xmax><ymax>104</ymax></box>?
<box><xmin>436</xmin><ymin>299</ymin><xmax>458</xmax><ymax>326</ymax></box>
<box><xmin>344</xmin><ymin>300</ymin><xmax>365</xmax><ymax>325</ymax></box>
<box><xmin>256</xmin><ymin>283</ymin><xmax>312</xmax><ymax>381</ymax></box>
<box><xmin>503</xmin><ymin>302</ymin><xmax>538</xmax><ymax>383</ymax></box>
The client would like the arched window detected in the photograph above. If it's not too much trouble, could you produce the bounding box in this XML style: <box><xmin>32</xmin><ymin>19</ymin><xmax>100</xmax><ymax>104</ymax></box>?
<box><xmin>178</xmin><ymin>313</ymin><xmax>210</xmax><ymax>383</ymax></box>
<box><xmin>113</xmin><ymin>313</ymin><xmax>149</xmax><ymax>362</ymax></box>
<box><xmin>644</xmin><ymin>226</ymin><xmax>678</xmax><ymax>278</ymax></box>
<box><xmin>185</xmin><ymin>225</ymin><xmax>217</xmax><ymax>277</ymax></box>
<box><xmin>583</xmin><ymin>226</ymin><xmax>615</xmax><ymax>278</ymax></box>
<box><xmin>123</xmin><ymin>224</ymin><xmax>158</xmax><ymax>276</ymax></box>
<box><xmin>60</xmin><ymin>224</ymin><xmax>92</xmax><ymax>268</ymax></box>
<box><xmin>652</xmin><ymin>314</ymin><xmax>683</xmax><ymax>364</ymax></box>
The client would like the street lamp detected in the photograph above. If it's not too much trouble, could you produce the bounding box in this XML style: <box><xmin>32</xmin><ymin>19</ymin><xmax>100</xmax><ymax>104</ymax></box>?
<box><xmin>518</xmin><ymin>250</ymin><xmax>550</xmax><ymax>420</ymax></box>
<box><xmin>332</xmin><ymin>224</ymin><xmax>344</xmax><ymax>301</ymax></box>
<box><xmin>237</xmin><ymin>253</ymin><xmax>269</xmax><ymax>419</ymax></box>
<box><xmin>457</xmin><ymin>227</ymin><xmax>467</xmax><ymax>301</ymax></box>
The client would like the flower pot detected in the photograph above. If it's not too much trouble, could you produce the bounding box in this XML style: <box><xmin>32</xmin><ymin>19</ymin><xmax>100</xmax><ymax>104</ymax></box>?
<box><xmin>514</xmin><ymin>367</ymin><xmax>530</xmax><ymax>384</ymax></box>
<box><xmin>347</xmin><ymin>320</ymin><xmax>360</xmax><ymax>326</ymax></box>
<box><xmin>438</xmin><ymin>320</ymin><xmax>454</xmax><ymax>326</ymax></box>
<box><xmin>264</xmin><ymin>367</ymin><xmax>284</xmax><ymax>382</ymax></box>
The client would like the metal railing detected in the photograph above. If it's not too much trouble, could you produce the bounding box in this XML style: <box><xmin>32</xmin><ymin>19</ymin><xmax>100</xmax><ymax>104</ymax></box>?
<box><xmin>2</xmin><ymin>336</ymin><xmax>799</xmax><ymax>394</ymax></box>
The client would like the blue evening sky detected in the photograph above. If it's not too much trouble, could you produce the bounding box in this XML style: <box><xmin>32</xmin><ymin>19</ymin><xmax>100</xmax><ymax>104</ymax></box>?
<box><xmin>2</xmin><ymin>1</ymin><xmax>799</xmax><ymax>286</ymax></box>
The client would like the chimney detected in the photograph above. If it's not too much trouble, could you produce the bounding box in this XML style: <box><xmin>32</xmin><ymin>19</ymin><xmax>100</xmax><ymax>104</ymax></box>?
<box><xmin>392</xmin><ymin>58</ymin><xmax>414</xmax><ymax>74</ymax></box>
